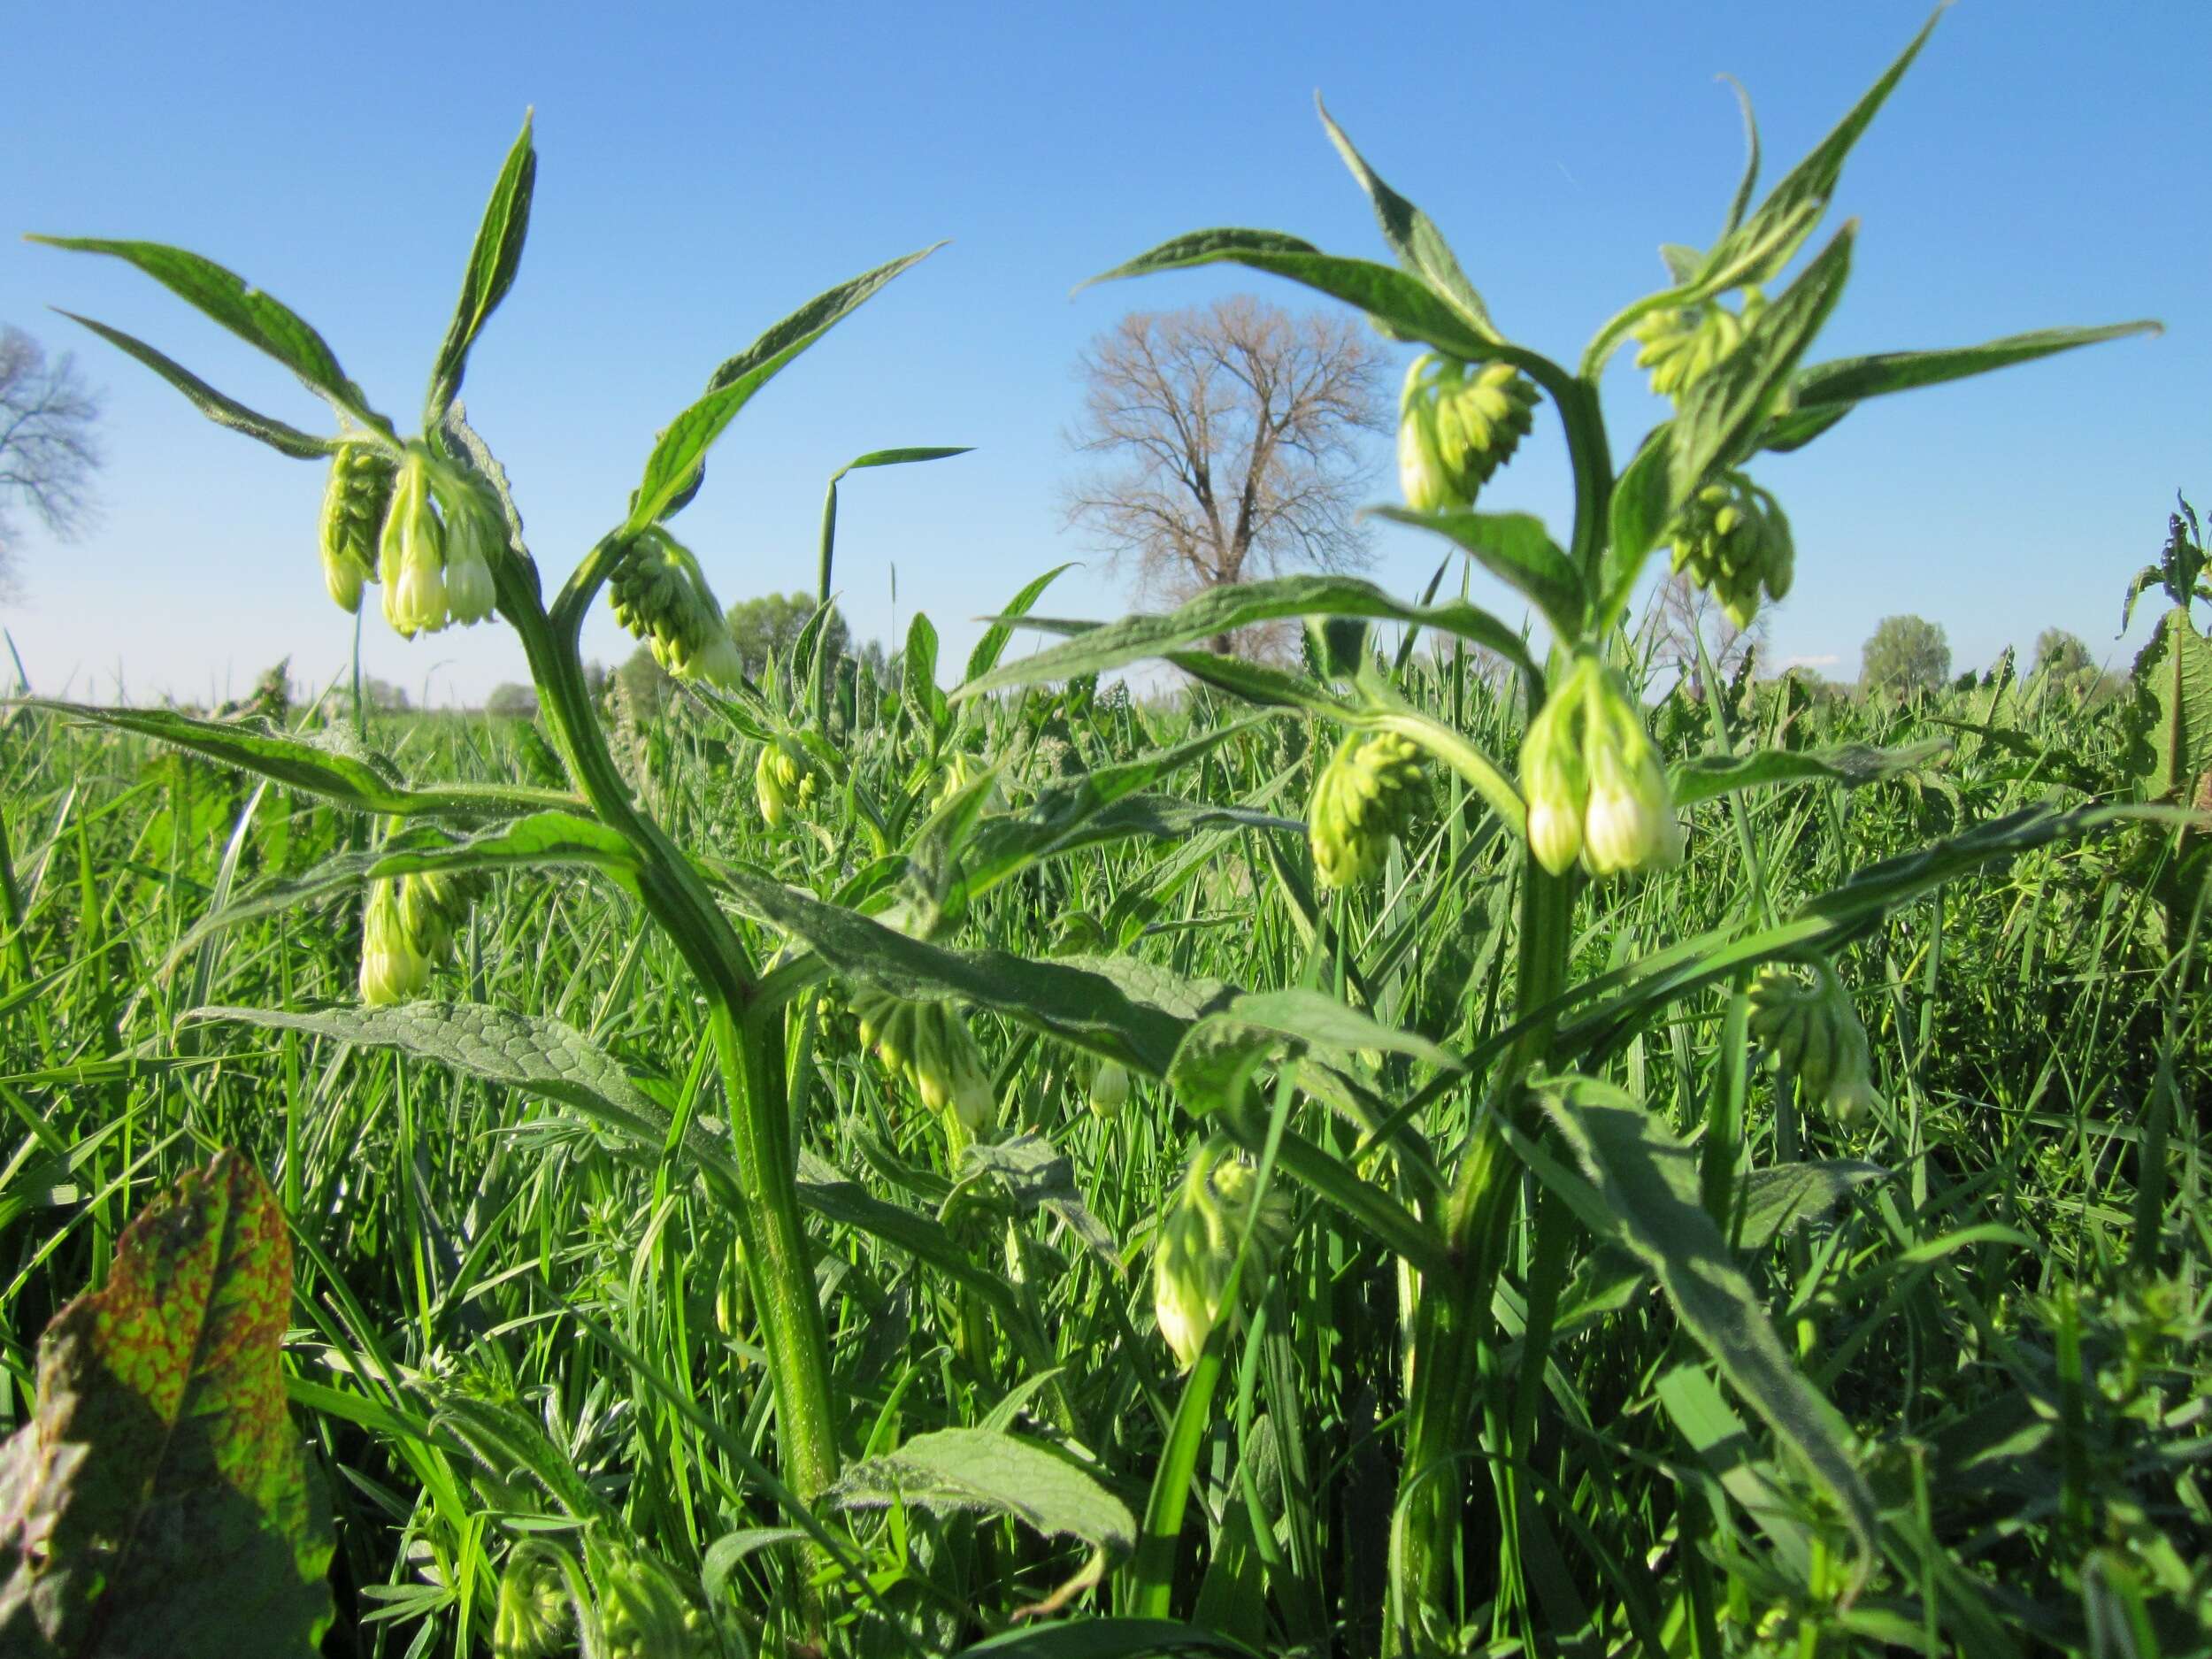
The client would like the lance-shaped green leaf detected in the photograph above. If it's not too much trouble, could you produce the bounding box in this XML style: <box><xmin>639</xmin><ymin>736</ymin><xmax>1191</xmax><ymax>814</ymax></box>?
<box><xmin>630</xmin><ymin>244</ymin><xmax>940</xmax><ymax>529</ymax></box>
<box><xmin>827</xmin><ymin>1425</ymin><xmax>1133</xmax><ymax>1556</ymax></box>
<box><xmin>954</xmin><ymin>576</ymin><xmax>1537</xmax><ymax>701</ymax></box>
<box><xmin>1086</xmin><ymin>231</ymin><xmax>1517</xmax><ymax>367</ymax></box>
<box><xmin>1671</xmin><ymin>224</ymin><xmax>1854</xmax><ymax>503</ymax></box>
<box><xmin>0</xmin><ymin>1150</ymin><xmax>334</xmax><ymax>1655</ymax></box>
<box><xmin>426</xmin><ymin>111</ymin><xmax>537</xmax><ymax>420</ymax></box>
<box><xmin>365</xmin><ymin>811</ymin><xmax>638</xmax><ymax>887</ymax></box>
<box><xmin>952</xmin><ymin>1619</ymin><xmax>1263</xmax><ymax>1658</ymax></box>
<box><xmin>718</xmin><ymin>864</ymin><xmax>1211</xmax><ymax>1074</ymax></box>
<box><xmin>1669</xmin><ymin>739</ymin><xmax>1951</xmax><ymax>808</ymax></box>
<box><xmin>1530</xmin><ymin>1074</ymin><xmax>1878</xmax><ymax>1584</ymax></box>
<box><xmin>35</xmin><ymin>702</ymin><xmax>582</xmax><ymax>821</ymax></box>
<box><xmin>1763</xmin><ymin>320</ymin><xmax>2162</xmax><ymax>452</ymax></box>
<box><xmin>1367</xmin><ymin>508</ymin><xmax>1584</xmax><ymax>638</ymax></box>
<box><xmin>964</xmin><ymin>562</ymin><xmax>1074</xmax><ymax>689</ymax></box>
<box><xmin>1713</xmin><ymin>10</ymin><xmax>1939</xmax><ymax>282</ymax></box>
<box><xmin>1315</xmin><ymin>98</ymin><xmax>1494</xmax><ymax>338</ymax></box>
<box><xmin>50</xmin><ymin>314</ymin><xmax>332</xmax><ymax>461</ymax></box>
<box><xmin>30</xmin><ymin>235</ymin><xmax>375</xmax><ymax>424</ymax></box>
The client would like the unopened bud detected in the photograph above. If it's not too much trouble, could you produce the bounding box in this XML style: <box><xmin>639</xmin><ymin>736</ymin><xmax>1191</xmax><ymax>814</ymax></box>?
<box><xmin>1308</xmin><ymin>730</ymin><xmax>1425</xmax><ymax>887</ymax></box>
<box><xmin>319</xmin><ymin>442</ymin><xmax>395</xmax><ymax>615</ymax></box>
<box><xmin>608</xmin><ymin>527</ymin><xmax>734</xmax><ymax>685</ymax></box>
<box><xmin>1518</xmin><ymin>664</ymin><xmax>1594</xmax><ymax>877</ymax></box>
<box><xmin>1152</xmin><ymin>1140</ymin><xmax>1294</xmax><ymax>1370</ymax></box>
<box><xmin>1398</xmin><ymin>353</ymin><xmax>1540</xmax><ymax>512</ymax></box>
<box><xmin>359</xmin><ymin>879</ymin><xmax>430</xmax><ymax>1006</ymax></box>
<box><xmin>1087</xmin><ymin>1058</ymin><xmax>1130</xmax><ymax>1119</ymax></box>
<box><xmin>1667</xmin><ymin>471</ymin><xmax>1794</xmax><ymax>629</ymax></box>
<box><xmin>1630</xmin><ymin>289</ymin><xmax>1766</xmax><ymax>401</ymax></box>
<box><xmin>431</xmin><ymin>472</ymin><xmax>503</xmax><ymax>627</ymax></box>
<box><xmin>378</xmin><ymin>446</ymin><xmax>452</xmax><ymax>638</ymax></box>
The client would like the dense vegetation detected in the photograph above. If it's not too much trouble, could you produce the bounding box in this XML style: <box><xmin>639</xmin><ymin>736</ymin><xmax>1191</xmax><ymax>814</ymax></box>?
<box><xmin>2</xmin><ymin>12</ymin><xmax>2207</xmax><ymax>1657</ymax></box>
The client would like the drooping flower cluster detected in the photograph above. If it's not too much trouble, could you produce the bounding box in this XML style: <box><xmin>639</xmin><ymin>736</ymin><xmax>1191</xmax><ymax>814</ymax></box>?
<box><xmin>1397</xmin><ymin>352</ymin><xmax>1540</xmax><ymax>513</ymax></box>
<box><xmin>492</xmin><ymin>1544</ymin><xmax>572</xmax><ymax>1659</ymax></box>
<box><xmin>1153</xmin><ymin>1139</ymin><xmax>1296</xmax><ymax>1371</ymax></box>
<box><xmin>607</xmin><ymin>526</ymin><xmax>743</xmax><ymax>687</ymax></box>
<box><xmin>849</xmin><ymin>985</ymin><xmax>997</xmax><ymax>1133</ymax></box>
<box><xmin>1307</xmin><ymin>730</ymin><xmax>1425</xmax><ymax>888</ymax></box>
<box><xmin>1629</xmin><ymin>289</ymin><xmax>1767</xmax><ymax>401</ymax></box>
<box><xmin>317</xmin><ymin>440</ymin><xmax>503</xmax><ymax>634</ymax></box>
<box><xmin>1747</xmin><ymin>959</ymin><xmax>1883</xmax><ymax>1127</ymax></box>
<box><xmin>1518</xmin><ymin>657</ymin><xmax>1683</xmax><ymax>879</ymax></box>
<box><xmin>753</xmin><ymin>741</ymin><xmax>818</xmax><ymax>828</ymax></box>
<box><xmin>358</xmin><ymin>866</ymin><xmax>489</xmax><ymax>1006</ymax></box>
<box><xmin>1667</xmin><ymin>471</ymin><xmax>1795</xmax><ymax>629</ymax></box>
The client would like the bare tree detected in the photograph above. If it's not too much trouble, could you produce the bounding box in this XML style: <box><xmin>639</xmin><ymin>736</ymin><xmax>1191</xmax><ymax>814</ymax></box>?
<box><xmin>1644</xmin><ymin>568</ymin><xmax>1770</xmax><ymax>699</ymax></box>
<box><xmin>0</xmin><ymin>326</ymin><xmax>104</xmax><ymax>594</ymax></box>
<box><xmin>1063</xmin><ymin>296</ymin><xmax>1389</xmax><ymax>654</ymax></box>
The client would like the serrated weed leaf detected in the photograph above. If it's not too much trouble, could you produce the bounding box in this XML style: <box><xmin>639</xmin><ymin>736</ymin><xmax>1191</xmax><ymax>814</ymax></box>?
<box><xmin>0</xmin><ymin>1151</ymin><xmax>332</xmax><ymax>1655</ymax></box>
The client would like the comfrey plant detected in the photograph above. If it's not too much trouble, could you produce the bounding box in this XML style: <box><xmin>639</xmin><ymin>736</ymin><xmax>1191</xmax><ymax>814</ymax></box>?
<box><xmin>22</xmin><ymin>12</ymin><xmax>2187</xmax><ymax>1656</ymax></box>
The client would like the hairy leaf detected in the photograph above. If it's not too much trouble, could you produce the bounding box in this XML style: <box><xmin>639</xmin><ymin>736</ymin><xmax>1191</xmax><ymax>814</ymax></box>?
<box><xmin>955</xmin><ymin>576</ymin><xmax>1537</xmax><ymax>701</ymax></box>
<box><xmin>50</xmin><ymin>314</ymin><xmax>332</xmax><ymax>461</ymax></box>
<box><xmin>426</xmin><ymin>112</ymin><xmax>537</xmax><ymax>418</ymax></box>
<box><xmin>1532</xmin><ymin>1077</ymin><xmax>1878</xmax><ymax>1579</ymax></box>
<box><xmin>631</xmin><ymin>245</ymin><xmax>939</xmax><ymax>528</ymax></box>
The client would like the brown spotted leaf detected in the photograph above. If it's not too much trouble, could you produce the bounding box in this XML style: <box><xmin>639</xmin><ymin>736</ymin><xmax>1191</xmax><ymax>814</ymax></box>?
<box><xmin>0</xmin><ymin>1150</ymin><xmax>333</xmax><ymax>1655</ymax></box>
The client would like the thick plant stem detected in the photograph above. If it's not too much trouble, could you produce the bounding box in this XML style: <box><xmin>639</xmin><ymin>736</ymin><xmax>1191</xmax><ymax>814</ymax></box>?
<box><xmin>499</xmin><ymin>555</ymin><xmax>844</xmax><ymax>1509</ymax></box>
<box><xmin>1386</xmin><ymin>864</ymin><xmax>1573</xmax><ymax>1657</ymax></box>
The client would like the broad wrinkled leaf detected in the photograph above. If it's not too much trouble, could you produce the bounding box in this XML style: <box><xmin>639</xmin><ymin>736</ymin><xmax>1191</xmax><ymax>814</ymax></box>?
<box><xmin>426</xmin><ymin>112</ymin><xmax>537</xmax><ymax>418</ymax></box>
<box><xmin>1531</xmin><ymin>1076</ymin><xmax>1878</xmax><ymax>1581</ymax></box>
<box><xmin>32</xmin><ymin>235</ymin><xmax>373</xmax><ymax>422</ymax></box>
<box><xmin>955</xmin><ymin>1132</ymin><xmax>1117</xmax><ymax>1264</ymax></box>
<box><xmin>1737</xmin><ymin>1159</ymin><xmax>1888</xmax><ymax>1252</ymax></box>
<box><xmin>828</xmin><ymin>1426</ymin><xmax>1133</xmax><ymax>1556</ymax></box>
<box><xmin>50</xmin><ymin>314</ymin><xmax>332</xmax><ymax>460</ymax></box>
<box><xmin>956</xmin><ymin>576</ymin><xmax>1537</xmax><ymax>700</ymax></box>
<box><xmin>630</xmin><ymin>245</ymin><xmax>939</xmax><ymax>528</ymax></box>
<box><xmin>0</xmin><ymin>1151</ymin><xmax>333</xmax><ymax>1655</ymax></box>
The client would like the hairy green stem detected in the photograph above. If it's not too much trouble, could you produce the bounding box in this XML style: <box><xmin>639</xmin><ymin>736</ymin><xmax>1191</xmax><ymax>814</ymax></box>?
<box><xmin>498</xmin><ymin>551</ymin><xmax>844</xmax><ymax>1512</ymax></box>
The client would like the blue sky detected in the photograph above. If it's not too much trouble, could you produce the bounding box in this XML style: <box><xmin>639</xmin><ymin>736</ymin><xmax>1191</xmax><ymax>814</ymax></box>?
<box><xmin>4</xmin><ymin>1</ymin><xmax>2205</xmax><ymax>705</ymax></box>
